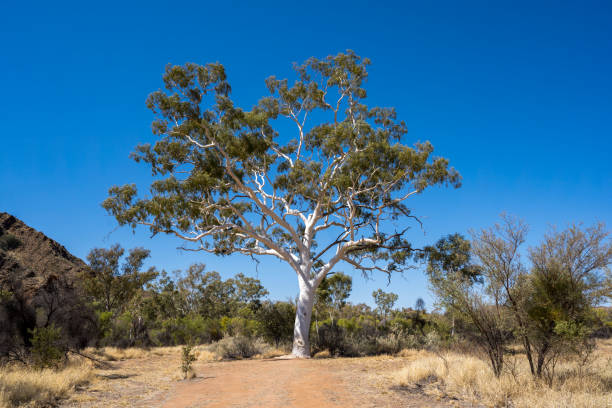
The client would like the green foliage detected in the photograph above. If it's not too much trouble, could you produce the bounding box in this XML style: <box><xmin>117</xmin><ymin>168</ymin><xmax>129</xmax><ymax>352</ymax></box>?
<box><xmin>425</xmin><ymin>217</ymin><xmax>612</xmax><ymax>381</ymax></box>
<box><xmin>102</xmin><ymin>52</ymin><xmax>460</xmax><ymax>271</ymax></box>
<box><xmin>180</xmin><ymin>344</ymin><xmax>196</xmax><ymax>379</ymax></box>
<box><xmin>316</xmin><ymin>273</ymin><xmax>352</xmax><ymax>311</ymax></box>
<box><xmin>83</xmin><ymin>244</ymin><xmax>158</xmax><ymax>314</ymax></box>
<box><xmin>149</xmin><ymin>315</ymin><xmax>220</xmax><ymax>346</ymax></box>
<box><xmin>29</xmin><ymin>325</ymin><xmax>65</xmax><ymax>369</ymax></box>
<box><xmin>372</xmin><ymin>289</ymin><xmax>398</xmax><ymax>319</ymax></box>
<box><xmin>524</xmin><ymin>222</ymin><xmax>611</xmax><ymax>378</ymax></box>
<box><xmin>420</xmin><ymin>233</ymin><xmax>482</xmax><ymax>283</ymax></box>
<box><xmin>256</xmin><ymin>301</ymin><xmax>295</xmax><ymax>347</ymax></box>
<box><xmin>101</xmin><ymin>52</ymin><xmax>460</xmax><ymax>355</ymax></box>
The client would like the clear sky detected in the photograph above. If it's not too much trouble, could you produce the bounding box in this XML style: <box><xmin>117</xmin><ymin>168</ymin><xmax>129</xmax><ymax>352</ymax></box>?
<box><xmin>1</xmin><ymin>1</ymin><xmax>610</xmax><ymax>310</ymax></box>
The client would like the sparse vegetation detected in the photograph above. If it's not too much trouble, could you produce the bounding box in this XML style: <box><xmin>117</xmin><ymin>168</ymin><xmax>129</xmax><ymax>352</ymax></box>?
<box><xmin>394</xmin><ymin>339</ymin><xmax>612</xmax><ymax>408</ymax></box>
<box><xmin>209</xmin><ymin>336</ymin><xmax>272</xmax><ymax>360</ymax></box>
<box><xmin>0</xmin><ymin>359</ymin><xmax>93</xmax><ymax>408</ymax></box>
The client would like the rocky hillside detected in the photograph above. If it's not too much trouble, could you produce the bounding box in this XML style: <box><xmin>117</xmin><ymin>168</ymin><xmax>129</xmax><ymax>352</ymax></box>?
<box><xmin>0</xmin><ymin>212</ymin><xmax>89</xmax><ymax>291</ymax></box>
<box><xmin>0</xmin><ymin>212</ymin><xmax>95</xmax><ymax>355</ymax></box>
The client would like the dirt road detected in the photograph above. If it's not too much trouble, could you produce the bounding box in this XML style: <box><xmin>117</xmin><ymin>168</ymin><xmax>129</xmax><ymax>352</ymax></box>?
<box><xmin>162</xmin><ymin>358</ymin><xmax>356</xmax><ymax>408</ymax></box>
<box><xmin>65</xmin><ymin>354</ymin><xmax>473</xmax><ymax>408</ymax></box>
<box><xmin>161</xmin><ymin>358</ymin><xmax>465</xmax><ymax>408</ymax></box>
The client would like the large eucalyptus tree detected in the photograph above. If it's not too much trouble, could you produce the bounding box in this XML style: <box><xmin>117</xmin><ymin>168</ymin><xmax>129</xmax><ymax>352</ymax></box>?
<box><xmin>103</xmin><ymin>51</ymin><xmax>460</xmax><ymax>357</ymax></box>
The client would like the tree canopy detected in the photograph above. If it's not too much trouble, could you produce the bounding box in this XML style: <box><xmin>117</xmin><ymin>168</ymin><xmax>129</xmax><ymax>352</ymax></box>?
<box><xmin>102</xmin><ymin>50</ymin><xmax>461</xmax><ymax>356</ymax></box>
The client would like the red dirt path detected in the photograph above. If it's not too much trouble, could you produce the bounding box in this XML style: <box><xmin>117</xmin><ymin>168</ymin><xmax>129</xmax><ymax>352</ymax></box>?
<box><xmin>161</xmin><ymin>358</ymin><xmax>470</xmax><ymax>408</ymax></box>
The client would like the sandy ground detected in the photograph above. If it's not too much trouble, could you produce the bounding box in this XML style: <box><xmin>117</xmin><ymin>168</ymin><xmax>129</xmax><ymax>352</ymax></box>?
<box><xmin>64</xmin><ymin>354</ymin><xmax>478</xmax><ymax>408</ymax></box>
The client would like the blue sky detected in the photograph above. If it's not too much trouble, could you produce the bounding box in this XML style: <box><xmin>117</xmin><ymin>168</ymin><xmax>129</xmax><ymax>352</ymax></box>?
<box><xmin>1</xmin><ymin>1</ymin><xmax>610</xmax><ymax>310</ymax></box>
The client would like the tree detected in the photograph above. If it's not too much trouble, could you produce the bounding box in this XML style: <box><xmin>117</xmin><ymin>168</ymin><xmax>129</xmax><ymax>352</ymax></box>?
<box><xmin>103</xmin><ymin>51</ymin><xmax>460</xmax><ymax>357</ymax></box>
<box><xmin>414</xmin><ymin>297</ymin><xmax>425</xmax><ymax>312</ymax></box>
<box><xmin>84</xmin><ymin>244</ymin><xmax>158</xmax><ymax>314</ymax></box>
<box><xmin>525</xmin><ymin>222</ymin><xmax>612</xmax><ymax>380</ymax></box>
<box><xmin>228</xmin><ymin>273</ymin><xmax>269</xmax><ymax>309</ymax></box>
<box><xmin>426</xmin><ymin>220</ymin><xmax>612</xmax><ymax>381</ymax></box>
<box><xmin>372</xmin><ymin>289</ymin><xmax>398</xmax><ymax>321</ymax></box>
<box><xmin>423</xmin><ymin>233</ymin><xmax>509</xmax><ymax>377</ymax></box>
<box><xmin>316</xmin><ymin>272</ymin><xmax>352</xmax><ymax>322</ymax></box>
<box><xmin>469</xmin><ymin>215</ymin><xmax>535</xmax><ymax>375</ymax></box>
<box><xmin>177</xmin><ymin>266</ymin><xmax>235</xmax><ymax>318</ymax></box>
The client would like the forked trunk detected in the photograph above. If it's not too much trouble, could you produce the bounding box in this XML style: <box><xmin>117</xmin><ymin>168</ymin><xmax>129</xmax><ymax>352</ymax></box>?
<box><xmin>292</xmin><ymin>274</ymin><xmax>315</xmax><ymax>358</ymax></box>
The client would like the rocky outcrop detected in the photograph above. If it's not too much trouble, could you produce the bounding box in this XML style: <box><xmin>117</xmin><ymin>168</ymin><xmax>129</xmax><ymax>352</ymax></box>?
<box><xmin>0</xmin><ymin>212</ymin><xmax>96</xmax><ymax>356</ymax></box>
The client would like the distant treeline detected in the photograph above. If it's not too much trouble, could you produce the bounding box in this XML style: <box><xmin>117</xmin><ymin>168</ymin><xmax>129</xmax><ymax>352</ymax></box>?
<box><xmin>1</xmin><ymin>219</ymin><xmax>611</xmax><ymax>372</ymax></box>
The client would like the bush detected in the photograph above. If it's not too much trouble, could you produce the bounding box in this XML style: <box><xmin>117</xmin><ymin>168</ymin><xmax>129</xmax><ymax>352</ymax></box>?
<box><xmin>29</xmin><ymin>325</ymin><xmax>65</xmax><ymax>369</ymax></box>
<box><xmin>211</xmin><ymin>336</ymin><xmax>268</xmax><ymax>359</ymax></box>
<box><xmin>0</xmin><ymin>233</ymin><xmax>21</xmax><ymax>251</ymax></box>
<box><xmin>220</xmin><ymin>316</ymin><xmax>260</xmax><ymax>337</ymax></box>
<box><xmin>313</xmin><ymin>321</ymin><xmax>350</xmax><ymax>356</ymax></box>
<box><xmin>375</xmin><ymin>333</ymin><xmax>404</xmax><ymax>355</ymax></box>
<box><xmin>256</xmin><ymin>301</ymin><xmax>295</xmax><ymax>347</ymax></box>
<box><xmin>146</xmin><ymin>316</ymin><xmax>221</xmax><ymax>347</ymax></box>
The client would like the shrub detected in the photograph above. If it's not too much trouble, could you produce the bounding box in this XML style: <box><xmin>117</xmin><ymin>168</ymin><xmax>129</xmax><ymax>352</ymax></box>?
<box><xmin>0</xmin><ymin>233</ymin><xmax>21</xmax><ymax>251</ymax></box>
<box><xmin>220</xmin><ymin>316</ymin><xmax>260</xmax><ymax>337</ymax></box>
<box><xmin>29</xmin><ymin>325</ymin><xmax>65</xmax><ymax>369</ymax></box>
<box><xmin>313</xmin><ymin>320</ymin><xmax>349</xmax><ymax>356</ymax></box>
<box><xmin>256</xmin><ymin>301</ymin><xmax>295</xmax><ymax>347</ymax></box>
<box><xmin>375</xmin><ymin>333</ymin><xmax>403</xmax><ymax>355</ymax></box>
<box><xmin>180</xmin><ymin>345</ymin><xmax>196</xmax><ymax>379</ymax></box>
<box><xmin>211</xmin><ymin>336</ymin><xmax>268</xmax><ymax>359</ymax></box>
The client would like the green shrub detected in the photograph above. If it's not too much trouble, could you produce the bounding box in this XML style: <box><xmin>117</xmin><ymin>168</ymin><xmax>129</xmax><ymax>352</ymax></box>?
<box><xmin>180</xmin><ymin>344</ymin><xmax>197</xmax><ymax>379</ymax></box>
<box><xmin>312</xmin><ymin>320</ymin><xmax>350</xmax><ymax>356</ymax></box>
<box><xmin>220</xmin><ymin>316</ymin><xmax>260</xmax><ymax>337</ymax></box>
<box><xmin>29</xmin><ymin>325</ymin><xmax>65</xmax><ymax>368</ymax></box>
<box><xmin>256</xmin><ymin>301</ymin><xmax>295</xmax><ymax>346</ymax></box>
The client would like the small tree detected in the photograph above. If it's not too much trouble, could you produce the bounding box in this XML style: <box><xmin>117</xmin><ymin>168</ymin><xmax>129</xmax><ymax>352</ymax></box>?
<box><xmin>103</xmin><ymin>51</ymin><xmax>460</xmax><ymax>357</ymax></box>
<box><xmin>372</xmin><ymin>289</ymin><xmax>398</xmax><ymax>321</ymax></box>
<box><xmin>180</xmin><ymin>344</ymin><xmax>197</xmax><ymax>379</ymax></box>
<box><xmin>526</xmin><ymin>222</ymin><xmax>612</xmax><ymax>380</ymax></box>
<box><xmin>414</xmin><ymin>298</ymin><xmax>425</xmax><ymax>312</ymax></box>
<box><xmin>423</xmin><ymin>233</ymin><xmax>508</xmax><ymax>377</ymax></box>
<box><xmin>426</xmin><ymin>220</ymin><xmax>612</xmax><ymax>380</ymax></box>
<box><xmin>470</xmin><ymin>215</ymin><xmax>535</xmax><ymax>375</ymax></box>
<box><xmin>316</xmin><ymin>272</ymin><xmax>352</xmax><ymax>323</ymax></box>
<box><xmin>84</xmin><ymin>244</ymin><xmax>158</xmax><ymax>315</ymax></box>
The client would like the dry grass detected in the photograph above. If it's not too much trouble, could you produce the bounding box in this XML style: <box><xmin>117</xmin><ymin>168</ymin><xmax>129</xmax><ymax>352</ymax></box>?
<box><xmin>0</xmin><ymin>360</ymin><xmax>93</xmax><ymax>408</ymax></box>
<box><xmin>393</xmin><ymin>339</ymin><xmax>612</xmax><ymax>408</ymax></box>
<box><xmin>83</xmin><ymin>340</ymin><xmax>286</xmax><ymax>365</ymax></box>
<box><xmin>194</xmin><ymin>347</ymin><xmax>221</xmax><ymax>362</ymax></box>
<box><xmin>84</xmin><ymin>346</ymin><xmax>151</xmax><ymax>361</ymax></box>
<box><xmin>256</xmin><ymin>348</ymin><xmax>287</xmax><ymax>359</ymax></box>
<box><xmin>313</xmin><ymin>350</ymin><xmax>332</xmax><ymax>359</ymax></box>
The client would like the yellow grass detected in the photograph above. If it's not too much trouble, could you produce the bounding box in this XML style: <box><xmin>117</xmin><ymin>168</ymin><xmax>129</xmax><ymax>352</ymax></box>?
<box><xmin>194</xmin><ymin>347</ymin><xmax>222</xmax><ymax>362</ymax></box>
<box><xmin>0</xmin><ymin>360</ymin><xmax>93</xmax><ymax>408</ymax></box>
<box><xmin>257</xmin><ymin>348</ymin><xmax>287</xmax><ymax>359</ymax></box>
<box><xmin>84</xmin><ymin>346</ymin><xmax>151</xmax><ymax>361</ymax></box>
<box><xmin>313</xmin><ymin>350</ymin><xmax>331</xmax><ymax>359</ymax></box>
<box><xmin>393</xmin><ymin>340</ymin><xmax>612</xmax><ymax>408</ymax></box>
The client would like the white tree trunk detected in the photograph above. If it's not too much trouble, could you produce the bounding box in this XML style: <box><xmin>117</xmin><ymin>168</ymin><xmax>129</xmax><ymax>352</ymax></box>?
<box><xmin>292</xmin><ymin>274</ymin><xmax>315</xmax><ymax>358</ymax></box>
